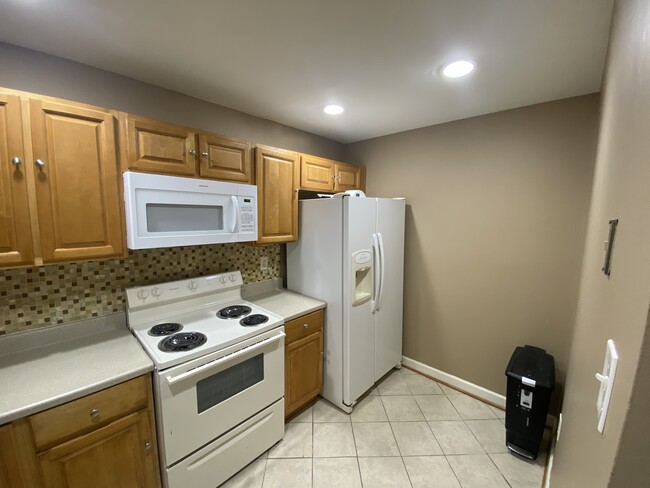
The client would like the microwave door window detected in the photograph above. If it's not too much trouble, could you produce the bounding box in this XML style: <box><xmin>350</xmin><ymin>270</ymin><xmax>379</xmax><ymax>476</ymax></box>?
<box><xmin>146</xmin><ymin>203</ymin><xmax>224</xmax><ymax>232</ymax></box>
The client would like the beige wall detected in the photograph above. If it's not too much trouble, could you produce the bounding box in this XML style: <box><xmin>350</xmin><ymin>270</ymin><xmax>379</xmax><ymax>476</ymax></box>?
<box><xmin>0</xmin><ymin>42</ymin><xmax>344</xmax><ymax>160</ymax></box>
<box><xmin>609</xmin><ymin>307</ymin><xmax>650</xmax><ymax>486</ymax></box>
<box><xmin>550</xmin><ymin>0</ymin><xmax>650</xmax><ymax>485</ymax></box>
<box><xmin>345</xmin><ymin>95</ymin><xmax>600</xmax><ymax>404</ymax></box>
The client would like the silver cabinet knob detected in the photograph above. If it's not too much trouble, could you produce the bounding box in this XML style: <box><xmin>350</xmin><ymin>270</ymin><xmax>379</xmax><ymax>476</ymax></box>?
<box><xmin>90</xmin><ymin>408</ymin><xmax>99</xmax><ymax>418</ymax></box>
<box><xmin>35</xmin><ymin>159</ymin><xmax>46</xmax><ymax>170</ymax></box>
<box><xmin>11</xmin><ymin>157</ymin><xmax>21</xmax><ymax>167</ymax></box>
<box><xmin>303</xmin><ymin>323</ymin><xmax>309</xmax><ymax>329</ymax></box>
<box><xmin>144</xmin><ymin>441</ymin><xmax>152</xmax><ymax>451</ymax></box>
<box><xmin>201</xmin><ymin>151</ymin><xmax>209</xmax><ymax>158</ymax></box>
<box><xmin>189</xmin><ymin>148</ymin><xmax>197</xmax><ymax>156</ymax></box>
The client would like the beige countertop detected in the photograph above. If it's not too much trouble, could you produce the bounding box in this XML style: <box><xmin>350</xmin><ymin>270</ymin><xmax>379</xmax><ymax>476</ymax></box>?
<box><xmin>243</xmin><ymin>278</ymin><xmax>326</xmax><ymax>321</ymax></box>
<box><xmin>0</xmin><ymin>312</ymin><xmax>153</xmax><ymax>425</ymax></box>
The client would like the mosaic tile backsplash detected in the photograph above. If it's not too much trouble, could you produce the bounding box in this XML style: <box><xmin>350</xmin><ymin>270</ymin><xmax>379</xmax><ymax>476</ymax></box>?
<box><xmin>0</xmin><ymin>243</ymin><xmax>283</xmax><ymax>335</ymax></box>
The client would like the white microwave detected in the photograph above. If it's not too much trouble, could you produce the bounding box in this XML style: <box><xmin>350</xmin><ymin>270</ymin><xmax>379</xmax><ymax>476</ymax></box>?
<box><xmin>123</xmin><ymin>172</ymin><xmax>257</xmax><ymax>249</ymax></box>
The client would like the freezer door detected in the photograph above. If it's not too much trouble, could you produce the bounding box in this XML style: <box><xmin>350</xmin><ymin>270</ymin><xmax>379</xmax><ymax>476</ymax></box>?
<box><xmin>374</xmin><ymin>198</ymin><xmax>406</xmax><ymax>381</ymax></box>
<box><xmin>343</xmin><ymin>197</ymin><xmax>377</xmax><ymax>405</ymax></box>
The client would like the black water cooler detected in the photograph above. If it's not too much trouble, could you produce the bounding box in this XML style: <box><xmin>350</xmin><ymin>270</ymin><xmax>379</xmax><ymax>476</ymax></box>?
<box><xmin>505</xmin><ymin>345</ymin><xmax>555</xmax><ymax>459</ymax></box>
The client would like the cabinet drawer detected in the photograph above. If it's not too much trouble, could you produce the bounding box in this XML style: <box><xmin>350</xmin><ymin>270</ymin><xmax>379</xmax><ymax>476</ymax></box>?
<box><xmin>285</xmin><ymin>309</ymin><xmax>324</xmax><ymax>345</ymax></box>
<box><xmin>29</xmin><ymin>375</ymin><xmax>149</xmax><ymax>451</ymax></box>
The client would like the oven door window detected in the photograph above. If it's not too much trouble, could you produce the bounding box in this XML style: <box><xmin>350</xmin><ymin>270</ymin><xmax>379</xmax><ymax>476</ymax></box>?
<box><xmin>196</xmin><ymin>354</ymin><xmax>264</xmax><ymax>413</ymax></box>
<box><xmin>146</xmin><ymin>203</ymin><xmax>224</xmax><ymax>232</ymax></box>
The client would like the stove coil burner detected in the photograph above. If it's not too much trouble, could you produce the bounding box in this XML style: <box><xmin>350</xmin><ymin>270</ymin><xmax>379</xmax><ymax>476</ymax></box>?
<box><xmin>217</xmin><ymin>305</ymin><xmax>252</xmax><ymax>319</ymax></box>
<box><xmin>239</xmin><ymin>314</ymin><xmax>269</xmax><ymax>327</ymax></box>
<box><xmin>158</xmin><ymin>332</ymin><xmax>207</xmax><ymax>352</ymax></box>
<box><xmin>148</xmin><ymin>322</ymin><xmax>183</xmax><ymax>336</ymax></box>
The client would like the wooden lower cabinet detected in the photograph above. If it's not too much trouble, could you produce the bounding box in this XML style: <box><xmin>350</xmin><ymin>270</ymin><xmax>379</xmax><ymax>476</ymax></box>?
<box><xmin>38</xmin><ymin>410</ymin><xmax>156</xmax><ymax>488</ymax></box>
<box><xmin>0</xmin><ymin>374</ymin><xmax>160</xmax><ymax>488</ymax></box>
<box><xmin>284</xmin><ymin>309</ymin><xmax>324</xmax><ymax>417</ymax></box>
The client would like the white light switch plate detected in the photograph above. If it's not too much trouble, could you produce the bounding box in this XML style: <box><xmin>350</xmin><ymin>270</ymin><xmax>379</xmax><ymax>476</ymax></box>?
<box><xmin>595</xmin><ymin>339</ymin><xmax>618</xmax><ymax>433</ymax></box>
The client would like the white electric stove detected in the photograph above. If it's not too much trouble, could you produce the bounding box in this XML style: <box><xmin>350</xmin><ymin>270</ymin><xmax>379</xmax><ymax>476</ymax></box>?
<box><xmin>125</xmin><ymin>271</ymin><xmax>285</xmax><ymax>488</ymax></box>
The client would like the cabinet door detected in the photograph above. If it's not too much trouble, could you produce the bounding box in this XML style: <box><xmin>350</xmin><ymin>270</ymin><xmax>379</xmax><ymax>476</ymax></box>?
<box><xmin>300</xmin><ymin>154</ymin><xmax>335</xmax><ymax>191</ymax></box>
<box><xmin>38</xmin><ymin>410</ymin><xmax>158</xmax><ymax>488</ymax></box>
<box><xmin>29</xmin><ymin>99</ymin><xmax>124</xmax><ymax>262</ymax></box>
<box><xmin>285</xmin><ymin>331</ymin><xmax>323</xmax><ymax>416</ymax></box>
<box><xmin>123</xmin><ymin>115</ymin><xmax>197</xmax><ymax>176</ymax></box>
<box><xmin>334</xmin><ymin>163</ymin><xmax>364</xmax><ymax>192</ymax></box>
<box><xmin>255</xmin><ymin>145</ymin><xmax>300</xmax><ymax>243</ymax></box>
<box><xmin>0</xmin><ymin>93</ymin><xmax>33</xmax><ymax>267</ymax></box>
<box><xmin>198</xmin><ymin>133</ymin><xmax>252</xmax><ymax>183</ymax></box>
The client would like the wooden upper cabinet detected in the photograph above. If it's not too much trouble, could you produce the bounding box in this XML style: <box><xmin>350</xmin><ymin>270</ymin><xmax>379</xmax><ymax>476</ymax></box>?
<box><xmin>300</xmin><ymin>155</ymin><xmax>335</xmax><ymax>191</ymax></box>
<box><xmin>0</xmin><ymin>92</ymin><xmax>33</xmax><ymax>267</ymax></box>
<box><xmin>334</xmin><ymin>163</ymin><xmax>365</xmax><ymax>192</ymax></box>
<box><xmin>255</xmin><ymin>145</ymin><xmax>300</xmax><ymax>244</ymax></box>
<box><xmin>299</xmin><ymin>154</ymin><xmax>366</xmax><ymax>193</ymax></box>
<box><xmin>29</xmin><ymin>98</ymin><xmax>124</xmax><ymax>263</ymax></box>
<box><xmin>198</xmin><ymin>133</ymin><xmax>252</xmax><ymax>183</ymax></box>
<box><xmin>121</xmin><ymin>115</ymin><xmax>197</xmax><ymax>176</ymax></box>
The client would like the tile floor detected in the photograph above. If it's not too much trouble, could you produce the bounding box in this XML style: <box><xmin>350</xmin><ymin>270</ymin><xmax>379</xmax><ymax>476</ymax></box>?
<box><xmin>222</xmin><ymin>368</ymin><xmax>548</xmax><ymax>488</ymax></box>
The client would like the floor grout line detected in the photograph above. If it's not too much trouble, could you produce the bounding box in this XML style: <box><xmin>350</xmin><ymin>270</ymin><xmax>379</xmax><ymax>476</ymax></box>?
<box><xmin>228</xmin><ymin>368</ymin><xmax>545</xmax><ymax>487</ymax></box>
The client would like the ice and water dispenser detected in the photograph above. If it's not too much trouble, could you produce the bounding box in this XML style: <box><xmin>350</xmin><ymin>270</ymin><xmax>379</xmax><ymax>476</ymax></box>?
<box><xmin>351</xmin><ymin>250</ymin><xmax>372</xmax><ymax>306</ymax></box>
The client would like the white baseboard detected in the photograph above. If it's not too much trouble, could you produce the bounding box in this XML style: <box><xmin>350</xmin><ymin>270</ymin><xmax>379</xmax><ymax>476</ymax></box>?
<box><xmin>402</xmin><ymin>355</ymin><xmax>558</xmax><ymax>428</ymax></box>
<box><xmin>402</xmin><ymin>356</ymin><xmax>506</xmax><ymax>408</ymax></box>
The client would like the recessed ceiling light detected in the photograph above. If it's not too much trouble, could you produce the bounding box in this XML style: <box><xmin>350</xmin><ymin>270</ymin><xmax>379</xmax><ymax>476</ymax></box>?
<box><xmin>323</xmin><ymin>104</ymin><xmax>344</xmax><ymax>115</ymax></box>
<box><xmin>441</xmin><ymin>60</ymin><xmax>475</xmax><ymax>78</ymax></box>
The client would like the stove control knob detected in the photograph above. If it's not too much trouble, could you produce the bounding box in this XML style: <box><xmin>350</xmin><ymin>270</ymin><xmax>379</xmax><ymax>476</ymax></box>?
<box><xmin>219</xmin><ymin>276</ymin><xmax>228</xmax><ymax>285</ymax></box>
<box><xmin>229</xmin><ymin>273</ymin><xmax>237</xmax><ymax>283</ymax></box>
<box><xmin>151</xmin><ymin>287</ymin><xmax>162</xmax><ymax>298</ymax></box>
<box><xmin>188</xmin><ymin>280</ymin><xmax>199</xmax><ymax>292</ymax></box>
<box><xmin>136</xmin><ymin>288</ymin><xmax>149</xmax><ymax>301</ymax></box>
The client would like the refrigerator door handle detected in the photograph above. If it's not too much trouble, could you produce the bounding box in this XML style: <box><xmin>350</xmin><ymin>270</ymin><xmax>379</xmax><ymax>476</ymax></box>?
<box><xmin>371</xmin><ymin>233</ymin><xmax>381</xmax><ymax>313</ymax></box>
<box><xmin>376</xmin><ymin>232</ymin><xmax>386</xmax><ymax>311</ymax></box>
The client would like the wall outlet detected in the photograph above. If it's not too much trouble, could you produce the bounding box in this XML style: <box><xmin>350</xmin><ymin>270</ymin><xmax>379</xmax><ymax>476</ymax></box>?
<box><xmin>260</xmin><ymin>256</ymin><xmax>269</xmax><ymax>271</ymax></box>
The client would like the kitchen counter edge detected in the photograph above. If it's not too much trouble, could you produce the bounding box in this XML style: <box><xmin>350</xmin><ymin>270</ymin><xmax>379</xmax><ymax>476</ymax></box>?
<box><xmin>0</xmin><ymin>312</ymin><xmax>153</xmax><ymax>425</ymax></box>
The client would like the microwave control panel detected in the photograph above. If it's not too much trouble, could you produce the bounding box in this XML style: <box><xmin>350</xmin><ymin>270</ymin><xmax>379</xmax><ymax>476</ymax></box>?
<box><xmin>239</xmin><ymin>196</ymin><xmax>256</xmax><ymax>233</ymax></box>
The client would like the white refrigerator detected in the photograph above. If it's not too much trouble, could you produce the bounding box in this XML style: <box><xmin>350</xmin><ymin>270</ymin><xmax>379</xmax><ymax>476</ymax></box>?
<box><xmin>287</xmin><ymin>195</ymin><xmax>405</xmax><ymax>412</ymax></box>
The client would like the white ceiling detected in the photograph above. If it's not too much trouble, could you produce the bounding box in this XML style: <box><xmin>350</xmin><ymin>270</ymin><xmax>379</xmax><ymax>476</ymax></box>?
<box><xmin>0</xmin><ymin>0</ymin><xmax>613</xmax><ymax>143</ymax></box>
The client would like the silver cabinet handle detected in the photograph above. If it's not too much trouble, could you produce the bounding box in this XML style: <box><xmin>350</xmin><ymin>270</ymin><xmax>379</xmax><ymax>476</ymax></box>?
<box><xmin>11</xmin><ymin>157</ymin><xmax>21</xmax><ymax>167</ymax></box>
<box><xmin>303</xmin><ymin>323</ymin><xmax>309</xmax><ymax>329</ymax></box>
<box><xmin>201</xmin><ymin>151</ymin><xmax>209</xmax><ymax>158</ymax></box>
<box><xmin>189</xmin><ymin>148</ymin><xmax>197</xmax><ymax>156</ymax></box>
<box><xmin>35</xmin><ymin>159</ymin><xmax>46</xmax><ymax>170</ymax></box>
<box><xmin>145</xmin><ymin>441</ymin><xmax>152</xmax><ymax>451</ymax></box>
<box><xmin>90</xmin><ymin>408</ymin><xmax>99</xmax><ymax>418</ymax></box>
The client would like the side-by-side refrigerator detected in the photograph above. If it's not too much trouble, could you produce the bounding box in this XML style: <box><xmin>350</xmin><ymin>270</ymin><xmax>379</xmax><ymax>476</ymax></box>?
<box><xmin>287</xmin><ymin>195</ymin><xmax>405</xmax><ymax>412</ymax></box>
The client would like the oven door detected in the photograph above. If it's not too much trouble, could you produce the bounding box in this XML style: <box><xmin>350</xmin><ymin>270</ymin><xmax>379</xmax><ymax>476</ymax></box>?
<box><xmin>155</xmin><ymin>327</ymin><xmax>284</xmax><ymax>466</ymax></box>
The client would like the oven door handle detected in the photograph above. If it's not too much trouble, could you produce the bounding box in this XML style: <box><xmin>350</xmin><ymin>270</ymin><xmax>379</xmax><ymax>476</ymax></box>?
<box><xmin>165</xmin><ymin>331</ymin><xmax>286</xmax><ymax>386</ymax></box>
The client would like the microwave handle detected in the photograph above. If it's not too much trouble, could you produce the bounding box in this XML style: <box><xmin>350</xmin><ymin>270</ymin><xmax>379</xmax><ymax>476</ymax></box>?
<box><xmin>231</xmin><ymin>196</ymin><xmax>240</xmax><ymax>233</ymax></box>
<box><xmin>166</xmin><ymin>331</ymin><xmax>286</xmax><ymax>386</ymax></box>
